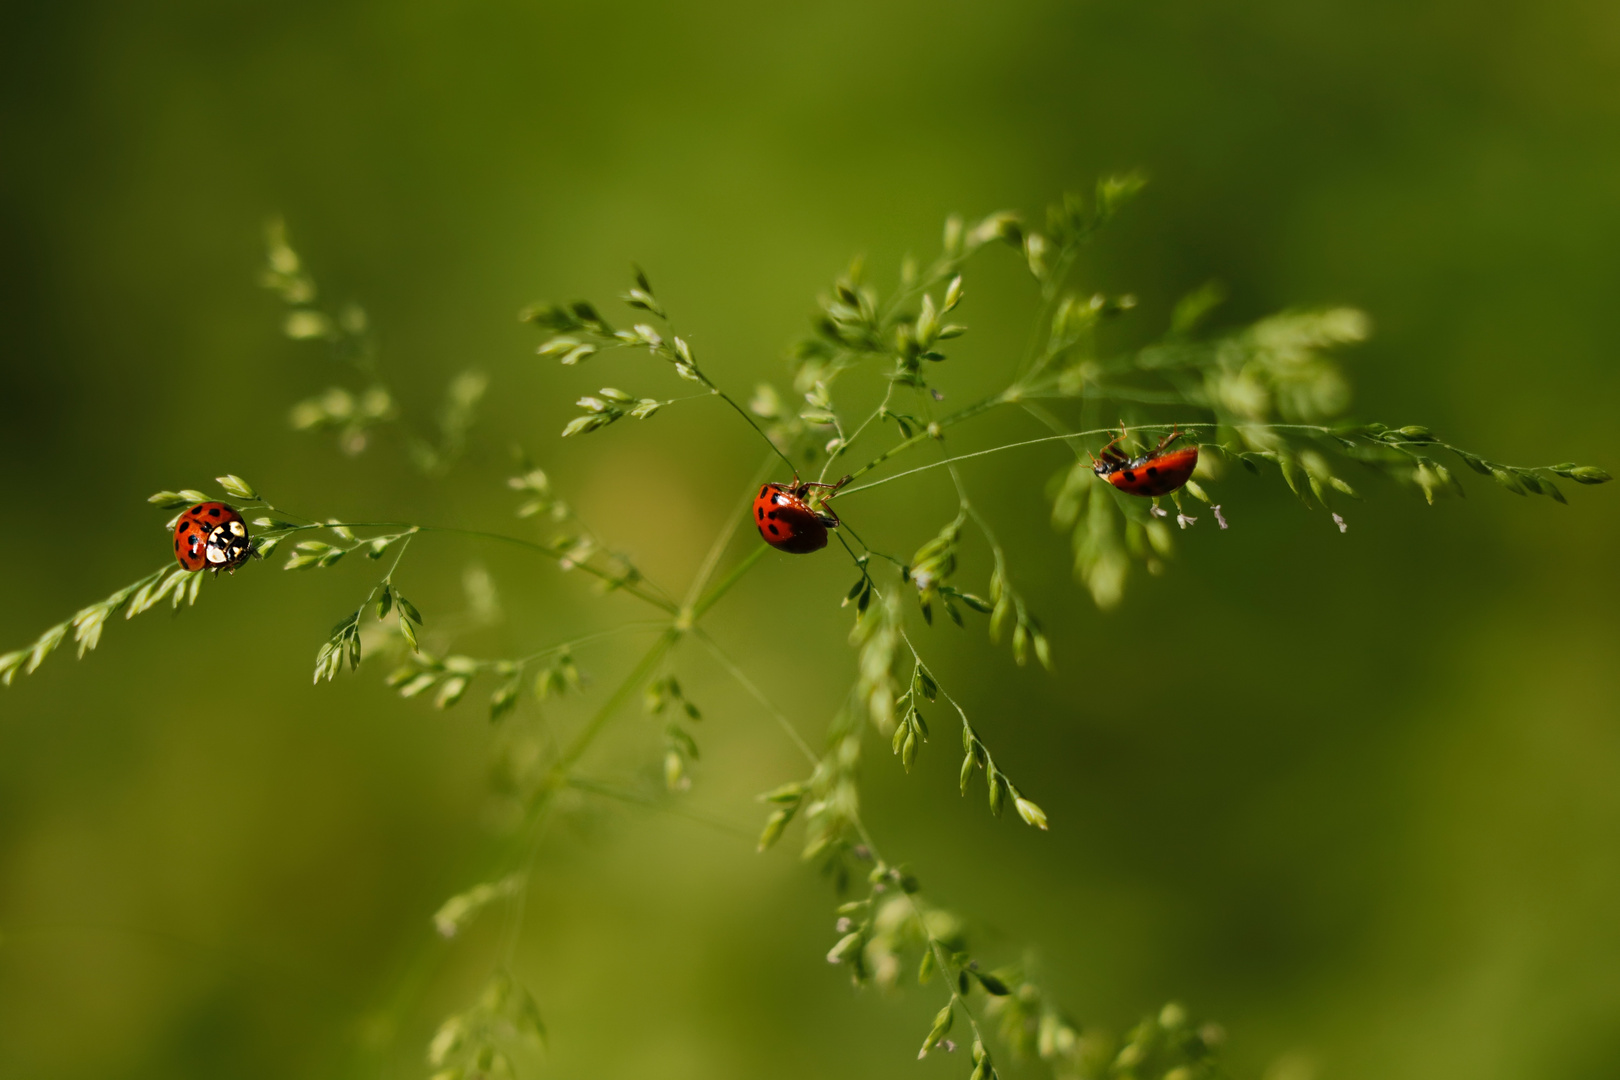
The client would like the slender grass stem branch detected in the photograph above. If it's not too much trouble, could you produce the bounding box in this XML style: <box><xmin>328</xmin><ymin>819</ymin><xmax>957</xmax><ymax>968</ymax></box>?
<box><xmin>499</xmin><ymin>804</ymin><xmax>552</xmax><ymax>967</ymax></box>
<box><xmin>899</xmin><ymin>630</ymin><xmax>975</xmax><ymax>735</ymax></box>
<box><xmin>1014</xmin><ymin>247</ymin><xmax>1079</xmax><ymax>386</ymax></box>
<box><xmin>698</xmin><ymin>625</ymin><xmax>990</xmax><ymax>1061</ymax></box>
<box><xmin>844</xmin><ymin>393</ymin><xmax>1011</xmax><ymax>482</ymax></box>
<box><xmin>848</xmin><ymin>818</ymin><xmax>992</xmax><ymax>1056</ymax></box>
<box><xmin>379</xmin><ymin>532</ymin><xmax>413</xmax><ymax>583</ymax></box>
<box><xmin>699</xmin><ymin>620</ymin><xmax>997</xmax><ymax>1056</ymax></box>
<box><xmin>1019</xmin><ymin>402</ymin><xmax>1090</xmax><ymax>462</ymax></box>
<box><xmin>553</xmin><ymin>630</ymin><xmax>680</xmax><ymax>775</ymax></box>
<box><xmin>687</xmin><ymin>544</ymin><xmax>767</xmax><ymax>624</ymax></box>
<box><xmin>708</xmin><ymin>383</ymin><xmax>801</xmax><ymax>477</ymax></box>
<box><xmin>924</xmin><ymin>398</ymin><xmax>975</xmax><ymax>512</ymax></box>
<box><xmin>684</xmin><ymin>454</ymin><xmax>775</xmax><ymax>609</ymax></box>
<box><xmin>416</xmin><ymin>525</ymin><xmax>678</xmax><ymax>612</ymax></box>
<box><xmin>566</xmin><ymin>775</ymin><xmax>758</xmax><ymax>841</ymax></box>
<box><xmin>508</xmin><ymin>623</ymin><xmax>669</xmax><ymax>668</ymax></box>
<box><xmin>269</xmin><ymin>519</ymin><xmax>679</xmax><ymax>614</ymax></box>
<box><xmin>840</xmin><ymin>424</ymin><xmax>1201</xmax><ymax>497</ymax></box>
<box><xmin>842</xmin><ymin>432</ymin><xmax>1096</xmax><ymax>496</ymax></box>
<box><xmin>907</xmin><ymin>890</ymin><xmax>990</xmax><ymax>1056</ymax></box>
<box><xmin>833</xmin><ymin>528</ymin><xmax>863</xmax><ymax>564</ymax></box>
<box><xmin>357</xmin><ymin>628</ymin><xmax>680</xmax><ymax>1069</ymax></box>
<box><xmin>820</xmin><ymin>379</ymin><xmax>898</xmax><ymax>484</ymax></box>
<box><xmin>691</xmin><ymin>629</ymin><xmax>818</xmax><ymax>765</ymax></box>
<box><xmin>490</xmin><ymin>629</ymin><xmax>683</xmax><ymax>981</ymax></box>
<box><xmin>832</xmin><ymin>522</ymin><xmax>905</xmax><ymax>569</ymax></box>
<box><xmin>441</xmin><ymin>622</ymin><xmax>671</xmax><ymax>675</ymax></box>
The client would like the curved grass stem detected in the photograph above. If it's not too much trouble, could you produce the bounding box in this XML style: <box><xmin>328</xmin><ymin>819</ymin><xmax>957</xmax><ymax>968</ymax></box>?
<box><xmin>263</xmin><ymin>517</ymin><xmax>680</xmax><ymax>615</ymax></box>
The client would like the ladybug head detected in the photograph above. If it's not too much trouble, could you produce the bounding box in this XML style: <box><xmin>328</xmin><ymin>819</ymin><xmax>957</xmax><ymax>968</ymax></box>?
<box><xmin>203</xmin><ymin>518</ymin><xmax>253</xmax><ymax>573</ymax></box>
<box><xmin>767</xmin><ymin>473</ymin><xmax>851</xmax><ymax>528</ymax></box>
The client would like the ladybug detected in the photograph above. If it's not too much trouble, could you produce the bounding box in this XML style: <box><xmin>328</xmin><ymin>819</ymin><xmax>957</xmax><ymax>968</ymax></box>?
<box><xmin>1091</xmin><ymin>428</ymin><xmax>1199</xmax><ymax>497</ymax></box>
<box><xmin>173</xmin><ymin>502</ymin><xmax>254</xmax><ymax>573</ymax></box>
<box><xmin>752</xmin><ymin>476</ymin><xmax>850</xmax><ymax>554</ymax></box>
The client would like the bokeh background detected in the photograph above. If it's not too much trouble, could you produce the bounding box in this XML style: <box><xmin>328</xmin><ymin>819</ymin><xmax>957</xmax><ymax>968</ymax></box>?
<box><xmin>3</xmin><ymin>2</ymin><xmax>1619</xmax><ymax>1078</ymax></box>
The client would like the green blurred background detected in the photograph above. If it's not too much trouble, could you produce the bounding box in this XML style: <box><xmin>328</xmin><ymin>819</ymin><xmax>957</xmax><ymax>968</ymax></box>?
<box><xmin>3</xmin><ymin>2</ymin><xmax>1618</xmax><ymax>1077</ymax></box>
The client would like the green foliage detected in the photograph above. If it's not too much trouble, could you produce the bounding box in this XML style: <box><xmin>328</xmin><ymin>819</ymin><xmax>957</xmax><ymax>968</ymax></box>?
<box><xmin>3</xmin><ymin>181</ymin><xmax>1611</xmax><ymax>1080</ymax></box>
<box><xmin>427</xmin><ymin>969</ymin><xmax>545</xmax><ymax>1080</ymax></box>
<box><xmin>0</xmin><ymin>563</ymin><xmax>193</xmax><ymax>686</ymax></box>
<box><xmin>266</xmin><ymin>220</ymin><xmax>487</xmax><ymax>472</ymax></box>
<box><xmin>433</xmin><ymin>875</ymin><xmax>525</xmax><ymax>940</ymax></box>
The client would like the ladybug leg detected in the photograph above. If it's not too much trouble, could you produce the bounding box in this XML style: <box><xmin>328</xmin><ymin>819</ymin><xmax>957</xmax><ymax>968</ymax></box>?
<box><xmin>1091</xmin><ymin>431</ymin><xmax>1126</xmax><ymax>472</ymax></box>
<box><xmin>1155</xmin><ymin>424</ymin><xmax>1184</xmax><ymax>453</ymax></box>
<box><xmin>802</xmin><ymin>474</ymin><xmax>852</xmax><ymax>521</ymax></box>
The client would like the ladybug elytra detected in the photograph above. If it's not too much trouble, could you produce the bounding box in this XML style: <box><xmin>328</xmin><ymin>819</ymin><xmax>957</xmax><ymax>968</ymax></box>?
<box><xmin>173</xmin><ymin>502</ymin><xmax>254</xmax><ymax>573</ymax></box>
<box><xmin>752</xmin><ymin>476</ymin><xmax>850</xmax><ymax>554</ymax></box>
<box><xmin>1092</xmin><ymin>428</ymin><xmax>1199</xmax><ymax>497</ymax></box>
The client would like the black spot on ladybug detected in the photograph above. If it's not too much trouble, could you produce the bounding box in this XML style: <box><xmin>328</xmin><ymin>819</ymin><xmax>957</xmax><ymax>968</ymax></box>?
<box><xmin>767</xmin><ymin>510</ymin><xmax>779</xmax><ymax>520</ymax></box>
<box><xmin>1122</xmin><ymin>470</ymin><xmax>1136</xmax><ymax>483</ymax></box>
<box><xmin>208</xmin><ymin>507</ymin><xmax>222</xmax><ymax>518</ymax></box>
<box><xmin>767</xmin><ymin>523</ymin><xmax>781</xmax><ymax>536</ymax></box>
<box><xmin>756</xmin><ymin>507</ymin><xmax>764</xmax><ymax>520</ymax></box>
<box><xmin>760</xmin><ymin>486</ymin><xmax>769</xmax><ymax>497</ymax></box>
<box><xmin>1147</xmin><ymin>466</ymin><xmax>1159</xmax><ymax>477</ymax></box>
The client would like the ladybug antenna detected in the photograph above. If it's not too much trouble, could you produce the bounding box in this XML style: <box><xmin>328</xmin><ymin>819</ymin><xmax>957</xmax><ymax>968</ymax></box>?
<box><xmin>798</xmin><ymin>474</ymin><xmax>852</xmax><ymax>496</ymax></box>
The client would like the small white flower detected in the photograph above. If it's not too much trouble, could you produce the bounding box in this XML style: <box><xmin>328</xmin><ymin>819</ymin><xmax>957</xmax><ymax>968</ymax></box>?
<box><xmin>835</xmin><ymin>917</ymin><xmax>853</xmax><ymax>933</ymax></box>
<box><xmin>912</xmin><ymin>569</ymin><xmax>936</xmax><ymax>591</ymax></box>
<box><xmin>1333</xmin><ymin>512</ymin><xmax>1348</xmax><ymax>533</ymax></box>
<box><xmin>1212</xmin><ymin>504</ymin><xmax>1228</xmax><ymax>529</ymax></box>
<box><xmin>940</xmin><ymin>1040</ymin><xmax>957</xmax><ymax>1053</ymax></box>
<box><xmin>1150</xmin><ymin>505</ymin><xmax>1169</xmax><ymax>518</ymax></box>
<box><xmin>1177</xmin><ymin>512</ymin><xmax>1197</xmax><ymax>529</ymax></box>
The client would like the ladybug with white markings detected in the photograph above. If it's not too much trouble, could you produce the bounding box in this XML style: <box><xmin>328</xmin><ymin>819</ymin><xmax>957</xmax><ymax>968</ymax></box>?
<box><xmin>752</xmin><ymin>475</ymin><xmax>851</xmax><ymax>554</ymax></box>
<box><xmin>173</xmin><ymin>502</ymin><xmax>255</xmax><ymax>574</ymax></box>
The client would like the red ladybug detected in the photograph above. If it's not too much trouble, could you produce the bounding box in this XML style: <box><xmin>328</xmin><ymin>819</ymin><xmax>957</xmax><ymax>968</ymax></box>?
<box><xmin>1092</xmin><ymin>429</ymin><xmax>1199</xmax><ymax>497</ymax></box>
<box><xmin>173</xmin><ymin>502</ymin><xmax>254</xmax><ymax>573</ymax></box>
<box><xmin>752</xmin><ymin>476</ymin><xmax>850</xmax><ymax>554</ymax></box>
